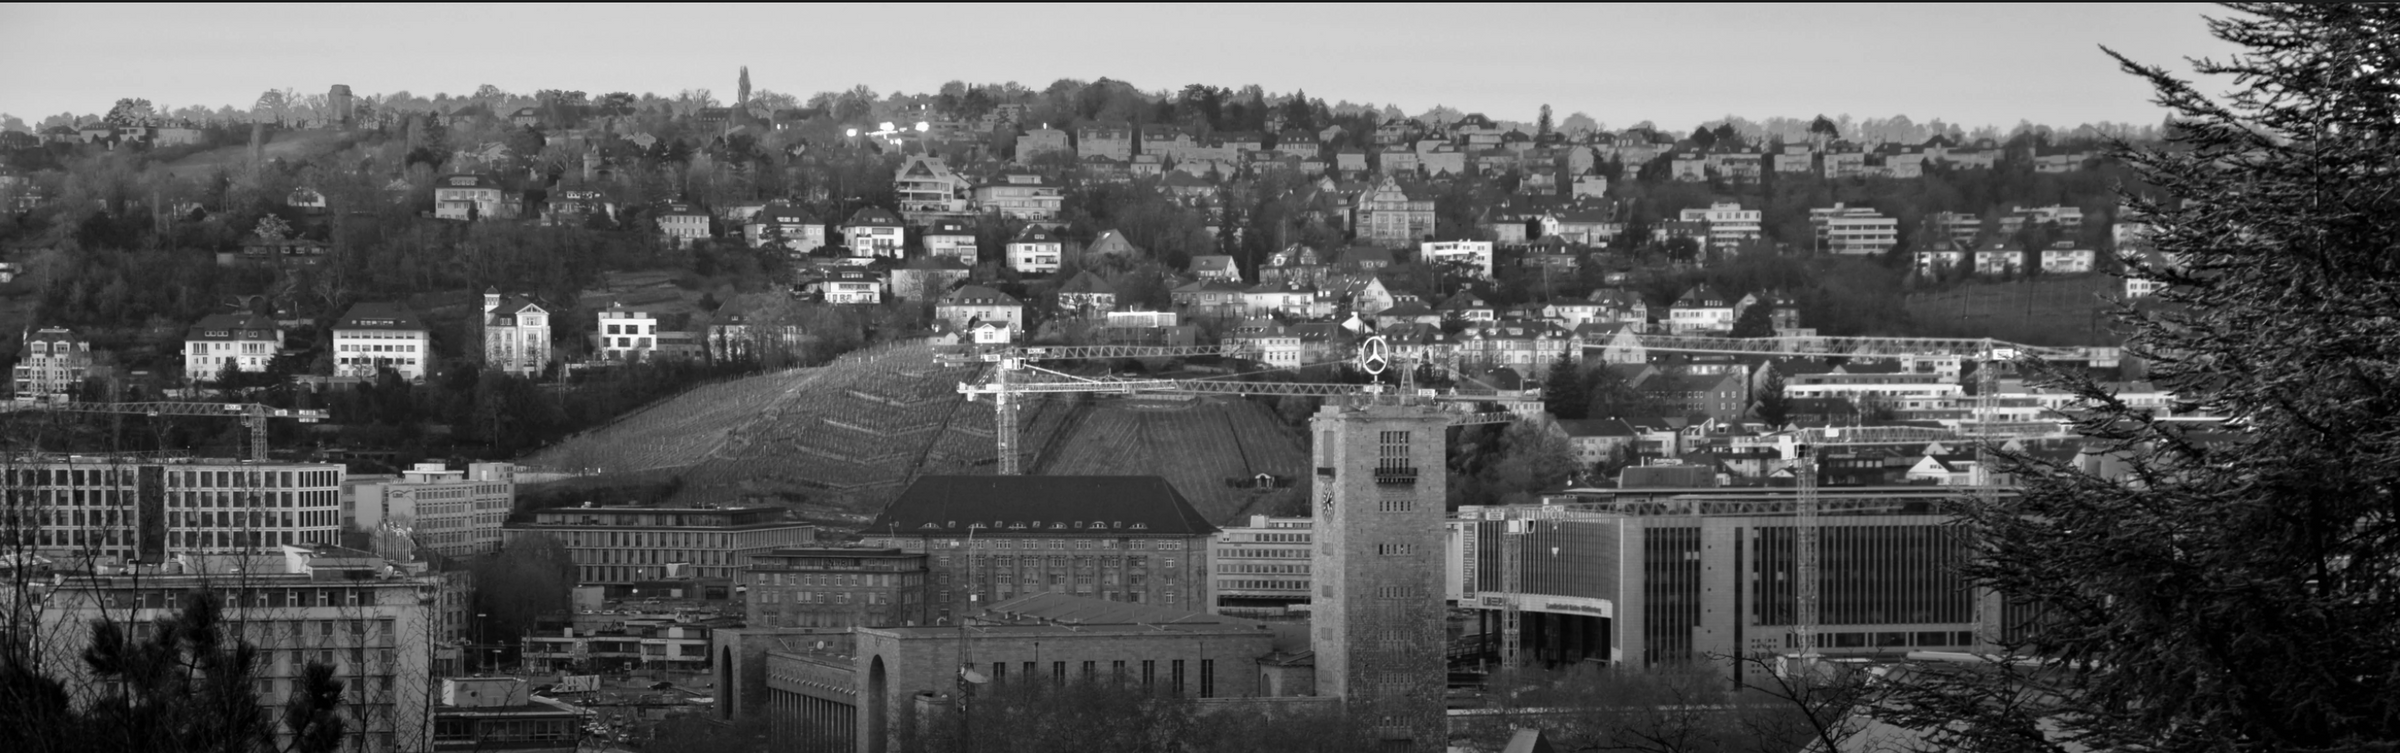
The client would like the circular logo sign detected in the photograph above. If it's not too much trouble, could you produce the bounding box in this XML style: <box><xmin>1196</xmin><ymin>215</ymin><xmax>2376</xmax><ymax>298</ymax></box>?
<box><xmin>1357</xmin><ymin>335</ymin><xmax>1390</xmax><ymax>375</ymax></box>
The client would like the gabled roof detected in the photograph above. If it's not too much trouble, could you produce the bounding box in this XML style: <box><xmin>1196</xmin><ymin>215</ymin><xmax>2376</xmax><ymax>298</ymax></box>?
<box><xmin>1188</xmin><ymin>255</ymin><xmax>1237</xmax><ymax>274</ymax></box>
<box><xmin>1438</xmin><ymin>291</ymin><xmax>1492</xmax><ymax>311</ymax></box>
<box><xmin>1588</xmin><ymin>288</ymin><xmax>1644</xmax><ymax>307</ymax></box>
<box><xmin>754</xmin><ymin>203</ymin><xmax>820</xmax><ymax>224</ymax></box>
<box><xmin>872</xmin><ymin>475</ymin><xmax>1218</xmax><ymax>536</ymax></box>
<box><xmin>1085</xmin><ymin>230</ymin><xmax>1143</xmax><ymax>257</ymax></box>
<box><xmin>925</xmin><ymin>219</ymin><xmax>973</xmax><ymax>236</ymax></box>
<box><xmin>845</xmin><ymin>206</ymin><xmax>903</xmax><ymax>227</ymax></box>
<box><xmin>334</xmin><ymin>302</ymin><xmax>425</xmax><ymax>332</ymax></box>
<box><xmin>1376</xmin><ymin>301</ymin><xmax>1438</xmax><ymax>318</ymax></box>
<box><xmin>1172</xmin><ymin>280</ymin><xmax>1247</xmax><ymax>295</ymax></box>
<box><xmin>1058</xmin><ymin>269</ymin><xmax>1118</xmax><ymax>296</ymax></box>
<box><xmin>1013</xmin><ymin>226</ymin><xmax>1058</xmax><ymax>243</ymax></box>
<box><xmin>940</xmin><ymin>285</ymin><xmax>1021</xmax><ymax>307</ymax></box>
<box><xmin>1336</xmin><ymin>247</ymin><xmax>1395</xmax><ymax>266</ymax></box>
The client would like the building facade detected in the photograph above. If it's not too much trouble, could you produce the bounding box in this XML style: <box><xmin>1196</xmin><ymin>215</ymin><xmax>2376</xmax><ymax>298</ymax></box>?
<box><xmin>433</xmin><ymin>173</ymin><xmax>513</xmax><ymax>221</ymax></box>
<box><xmin>503</xmin><ymin>506</ymin><xmax>814</xmax><ymax>589</ymax></box>
<box><xmin>1005</xmin><ymin>226</ymin><xmax>1064</xmax><ymax>274</ymax></box>
<box><xmin>5</xmin><ymin>455</ymin><xmax>347</xmax><ymax>567</ymax></box>
<box><xmin>332</xmin><ymin>302</ymin><xmax>432</xmax><ymax>381</ymax></box>
<box><xmin>184</xmin><ymin>313</ymin><xmax>283</xmax><ymax>379</ymax></box>
<box><xmin>1352</xmin><ymin>176</ymin><xmax>1435</xmax><ymax>246</ymax></box>
<box><xmin>744</xmin><ymin>547</ymin><xmax>930</xmax><ymax>629</ymax></box>
<box><xmin>1309</xmin><ymin>401</ymin><xmax>1451</xmax><ymax>751</ymax></box>
<box><xmin>861</xmin><ymin>475</ymin><xmax>1219</xmax><ymax>623</ymax></box>
<box><xmin>481</xmin><ymin>290</ymin><xmax>551</xmax><ymax>377</ymax></box>
<box><xmin>14</xmin><ymin>325</ymin><xmax>91</xmax><ymax>399</ymax></box>
<box><xmin>1207</xmin><ymin>515</ymin><xmax>1313</xmax><ymax>617</ymax></box>
<box><xmin>595</xmin><ymin>304</ymin><xmax>657</xmax><ymax>361</ymax></box>
<box><xmin>349</xmin><ymin>462</ymin><xmax>516</xmax><ymax>559</ymax></box>
<box><xmin>11</xmin><ymin>546</ymin><xmax>439</xmax><ymax>753</ymax></box>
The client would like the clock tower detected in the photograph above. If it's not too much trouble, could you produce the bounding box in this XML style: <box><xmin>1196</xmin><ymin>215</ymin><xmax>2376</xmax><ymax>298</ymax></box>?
<box><xmin>1309</xmin><ymin>397</ymin><xmax>1450</xmax><ymax>751</ymax></box>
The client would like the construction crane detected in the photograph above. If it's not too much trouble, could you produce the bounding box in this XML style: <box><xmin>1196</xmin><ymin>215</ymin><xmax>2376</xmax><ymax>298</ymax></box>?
<box><xmin>940</xmin><ymin>339</ymin><xmax>1522</xmax><ymax>474</ymax></box>
<box><xmin>3</xmin><ymin>401</ymin><xmax>327</xmax><ymax>461</ymax></box>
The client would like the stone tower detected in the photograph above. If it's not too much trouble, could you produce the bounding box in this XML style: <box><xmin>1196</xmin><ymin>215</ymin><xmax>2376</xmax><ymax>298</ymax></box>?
<box><xmin>1309</xmin><ymin>398</ymin><xmax>1451</xmax><ymax>751</ymax></box>
<box><xmin>328</xmin><ymin>84</ymin><xmax>354</xmax><ymax>128</ymax></box>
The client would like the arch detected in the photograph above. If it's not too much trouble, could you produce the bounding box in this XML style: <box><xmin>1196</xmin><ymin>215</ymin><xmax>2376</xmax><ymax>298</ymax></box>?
<box><xmin>866</xmin><ymin>655</ymin><xmax>889</xmax><ymax>753</ymax></box>
<box><xmin>718</xmin><ymin>646</ymin><xmax>735</xmax><ymax>720</ymax></box>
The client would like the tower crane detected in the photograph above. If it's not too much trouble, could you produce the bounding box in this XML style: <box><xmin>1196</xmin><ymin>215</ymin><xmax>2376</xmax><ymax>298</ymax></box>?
<box><xmin>3</xmin><ymin>401</ymin><xmax>326</xmax><ymax>461</ymax></box>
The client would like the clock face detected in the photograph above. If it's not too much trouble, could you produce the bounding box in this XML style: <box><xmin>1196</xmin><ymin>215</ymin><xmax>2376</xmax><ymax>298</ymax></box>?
<box><xmin>1320</xmin><ymin>485</ymin><xmax>1337</xmax><ymax>520</ymax></box>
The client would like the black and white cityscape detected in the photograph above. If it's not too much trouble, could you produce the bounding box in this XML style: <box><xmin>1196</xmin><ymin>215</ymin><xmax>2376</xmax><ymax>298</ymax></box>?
<box><xmin>0</xmin><ymin>3</ymin><xmax>2393</xmax><ymax>752</ymax></box>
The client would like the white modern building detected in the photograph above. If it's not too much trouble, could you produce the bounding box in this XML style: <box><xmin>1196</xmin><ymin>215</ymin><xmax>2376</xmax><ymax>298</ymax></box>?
<box><xmin>1677</xmin><ymin>201</ymin><xmax>1763</xmax><ymax>250</ymax></box>
<box><xmin>1419</xmin><ymin>240</ymin><xmax>1495</xmax><ymax>279</ymax></box>
<box><xmin>331</xmin><ymin>302</ymin><xmax>431</xmax><ymax>381</ymax></box>
<box><xmin>1810</xmin><ymin>203</ymin><xmax>1900</xmax><ymax>255</ymax></box>
<box><xmin>1007</xmin><ymin>225</ymin><xmax>1065</xmax><ymax>274</ymax></box>
<box><xmin>596</xmin><ymin>303</ymin><xmax>658</xmax><ymax>361</ymax></box>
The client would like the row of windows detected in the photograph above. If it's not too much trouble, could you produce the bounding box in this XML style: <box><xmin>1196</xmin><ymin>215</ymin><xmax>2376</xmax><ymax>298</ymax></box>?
<box><xmin>1217</xmin><ymin>563</ymin><xmax>1307</xmax><ymax>574</ymax></box>
<box><xmin>973</xmin><ymin>659</ymin><xmax>1216</xmax><ymax>697</ymax></box>
<box><xmin>1217</xmin><ymin>579</ymin><xmax>1306</xmax><ymax>590</ymax></box>
<box><xmin>1214</xmin><ymin>548</ymin><xmax>1308</xmax><ymax>559</ymax></box>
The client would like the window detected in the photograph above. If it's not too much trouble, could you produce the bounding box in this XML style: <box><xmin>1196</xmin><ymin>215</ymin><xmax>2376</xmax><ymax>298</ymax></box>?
<box><xmin>1375</xmin><ymin>543</ymin><xmax>1415</xmax><ymax>556</ymax></box>
<box><xmin>1378</xmin><ymin>498</ymin><xmax>1414</xmax><ymax>513</ymax></box>
<box><xmin>1171</xmin><ymin>660</ymin><xmax>1186</xmax><ymax>696</ymax></box>
<box><xmin>1142</xmin><ymin>660</ymin><xmax>1155</xmax><ymax>689</ymax></box>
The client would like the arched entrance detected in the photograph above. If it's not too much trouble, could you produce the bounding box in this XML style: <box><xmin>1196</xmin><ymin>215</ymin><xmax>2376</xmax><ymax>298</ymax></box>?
<box><xmin>866</xmin><ymin>655</ymin><xmax>889</xmax><ymax>753</ymax></box>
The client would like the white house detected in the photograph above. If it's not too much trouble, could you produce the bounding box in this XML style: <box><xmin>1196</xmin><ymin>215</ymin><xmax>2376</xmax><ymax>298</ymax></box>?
<box><xmin>1419</xmin><ymin>240</ymin><xmax>1495</xmax><ymax>279</ymax></box>
<box><xmin>183</xmin><ymin>313</ymin><xmax>283</xmax><ymax>379</ymax></box>
<box><xmin>935</xmin><ymin>285</ymin><xmax>1024</xmax><ymax>332</ymax></box>
<box><xmin>596</xmin><ymin>303</ymin><xmax>659</xmax><ymax>361</ymax></box>
<box><xmin>923</xmin><ymin>219</ymin><xmax>978</xmax><ymax>265</ymax></box>
<box><xmin>655</xmin><ymin>202</ymin><xmax>711</xmax><ymax>247</ymax></box>
<box><xmin>1007</xmin><ymin>226</ymin><xmax>1065</xmax><ymax>274</ymax></box>
<box><xmin>842</xmin><ymin>207</ymin><xmax>907</xmax><ymax>258</ymax></box>
<box><xmin>482</xmin><ymin>289</ymin><xmax>550</xmax><ymax>377</ymax></box>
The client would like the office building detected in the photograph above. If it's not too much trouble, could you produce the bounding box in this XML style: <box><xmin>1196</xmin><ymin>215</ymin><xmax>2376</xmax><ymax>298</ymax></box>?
<box><xmin>744</xmin><ymin>546</ymin><xmax>930</xmax><ymax>628</ymax></box>
<box><xmin>349</xmin><ymin>462</ymin><xmax>516</xmax><ymax>558</ymax></box>
<box><xmin>4</xmin><ymin>455</ymin><xmax>346</xmax><ymax>567</ymax></box>
<box><xmin>861</xmin><ymin>475</ymin><xmax>1219</xmax><ymax>623</ymax></box>
<box><xmin>332</xmin><ymin>302</ymin><xmax>433</xmax><ymax>381</ymax></box>
<box><xmin>1207</xmin><ymin>515</ymin><xmax>1312</xmax><ymax>617</ymax></box>
<box><xmin>502</xmin><ymin>506</ymin><xmax>813</xmax><ymax>590</ymax></box>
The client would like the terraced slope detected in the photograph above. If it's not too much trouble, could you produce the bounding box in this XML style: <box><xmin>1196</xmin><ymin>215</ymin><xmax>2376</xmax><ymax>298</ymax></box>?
<box><xmin>520</xmin><ymin>340</ymin><xmax>1307</xmax><ymax>528</ymax></box>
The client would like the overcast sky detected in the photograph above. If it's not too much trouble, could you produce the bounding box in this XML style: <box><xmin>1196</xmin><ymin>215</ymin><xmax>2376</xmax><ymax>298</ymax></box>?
<box><xmin>0</xmin><ymin>3</ymin><xmax>2239</xmax><ymax>131</ymax></box>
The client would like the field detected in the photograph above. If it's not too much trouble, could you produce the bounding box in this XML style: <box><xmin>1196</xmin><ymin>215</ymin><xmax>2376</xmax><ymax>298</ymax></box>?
<box><xmin>517</xmin><ymin>339</ymin><xmax>1309</xmax><ymax>528</ymax></box>
<box><xmin>1903</xmin><ymin>274</ymin><xmax>2125</xmax><ymax>346</ymax></box>
<box><xmin>162</xmin><ymin>129</ymin><xmax>358</xmax><ymax>172</ymax></box>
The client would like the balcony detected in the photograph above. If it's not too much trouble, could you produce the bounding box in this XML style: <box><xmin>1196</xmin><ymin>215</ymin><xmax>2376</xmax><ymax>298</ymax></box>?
<box><xmin>1372</xmin><ymin>467</ymin><xmax>1418</xmax><ymax>486</ymax></box>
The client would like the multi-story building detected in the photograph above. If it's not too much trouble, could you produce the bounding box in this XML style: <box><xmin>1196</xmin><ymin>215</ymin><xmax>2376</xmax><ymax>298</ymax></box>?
<box><xmin>433</xmin><ymin>173</ymin><xmax>513</xmax><ymax>221</ymax></box>
<box><xmin>480</xmin><ymin>289</ymin><xmax>550</xmax><ymax>377</ymax></box>
<box><xmin>920</xmin><ymin>218</ymin><xmax>977</xmax><ymax>265</ymax></box>
<box><xmin>1677</xmin><ymin>201</ymin><xmax>1763</xmax><ymax>251</ymax></box>
<box><xmin>746</xmin><ymin>203</ymin><xmax>828</xmax><ymax>253</ymax></box>
<box><xmin>8</xmin><ymin>545</ymin><xmax>439</xmax><ymax>753</ymax></box>
<box><xmin>744</xmin><ymin>547</ymin><xmax>930</xmax><ymax>628</ymax></box>
<box><xmin>14</xmin><ymin>325</ymin><xmax>91</xmax><ymax>399</ymax></box>
<box><xmin>431</xmin><ymin>677</ymin><xmax>584</xmax><ymax>753</ymax></box>
<box><xmin>1419</xmin><ymin>240</ymin><xmax>1495</xmax><ymax>279</ymax></box>
<box><xmin>184</xmin><ymin>313</ymin><xmax>283</xmax><ymax>380</ymax></box>
<box><xmin>6</xmin><ymin>455</ymin><xmax>347</xmax><ymax>567</ymax></box>
<box><xmin>1207</xmin><ymin>515</ymin><xmax>1313</xmax><ymax>617</ymax></box>
<box><xmin>1006</xmin><ymin>225</ymin><xmax>1064</xmax><ymax>274</ymax></box>
<box><xmin>1925</xmin><ymin>211</ymin><xmax>1984</xmax><ymax>247</ymax></box>
<box><xmin>1459</xmin><ymin>487</ymin><xmax>1997</xmax><ymax>686</ymax></box>
<box><xmin>520</xmin><ymin>619</ymin><xmax>716</xmax><ymax>674</ymax></box>
<box><xmin>1810</xmin><ymin>203</ymin><xmax>1900</xmax><ymax>255</ymax></box>
<box><xmin>503</xmin><ymin>506</ymin><xmax>814</xmax><ymax>590</ymax></box>
<box><xmin>892</xmin><ymin>156</ymin><xmax>972</xmax><ymax>223</ymax></box>
<box><xmin>332</xmin><ymin>302</ymin><xmax>432</xmax><ymax>381</ymax></box>
<box><xmin>818</xmin><ymin>269</ymin><xmax>884</xmax><ymax>305</ymax></box>
<box><xmin>1014</xmin><ymin>127</ymin><xmax>1070</xmax><ymax>163</ymax></box>
<box><xmin>1076</xmin><ymin>123</ymin><xmax>1133</xmax><ymax>160</ymax></box>
<box><xmin>933</xmin><ymin>285</ymin><xmax>1023</xmax><ymax>332</ymax></box>
<box><xmin>349</xmin><ymin>462</ymin><xmax>516</xmax><ymax>559</ymax></box>
<box><xmin>973</xmin><ymin>170</ymin><xmax>1065</xmax><ymax>222</ymax></box>
<box><xmin>2039</xmin><ymin>242</ymin><xmax>2096</xmax><ymax>274</ymax></box>
<box><xmin>1353</xmin><ymin>175</ymin><xmax>1436</xmax><ymax>245</ymax></box>
<box><xmin>841</xmin><ymin>207</ymin><xmax>905</xmax><ymax>258</ymax></box>
<box><xmin>595</xmin><ymin>303</ymin><xmax>657</xmax><ymax>361</ymax></box>
<box><xmin>654</xmin><ymin>202</ymin><xmax>712</xmax><ymax>247</ymax></box>
<box><xmin>1056</xmin><ymin>269</ymin><xmax>1118</xmax><ymax>316</ymax></box>
<box><xmin>860</xmin><ymin>475</ymin><xmax>1220</xmax><ymax>622</ymax></box>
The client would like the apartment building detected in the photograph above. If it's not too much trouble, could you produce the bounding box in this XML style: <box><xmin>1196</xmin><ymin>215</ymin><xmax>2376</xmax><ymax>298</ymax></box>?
<box><xmin>14</xmin><ymin>325</ymin><xmax>91</xmax><ymax>399</ymax></box>
<box><xmin>480</xmin><ymin>289</ymin><xmax>551</xmax><ymax>377</ymax></box>
<box><xmin>973</xmin><ymin>171</ymin><xmax>1064</xmax><ymax>222</ymax></box>
<box><xmin>1810</xmin><ymin>203</ymin><xmax>1899</xmax><ymax>255</ymax></box>
<box><xmin>594</xmin><ymin>303</ymin><xmax>657</xmax><ymax>361</ymax></box>
<box><xmin>7</xmin><ymin>455</ymin><xmax>347</xmax><ymax>567</ymax></box>
<box><xmin>503</xmin><ymin>506</ymin><xmax>814</xmax><ymax>590</ymax></box>
<box><xmin>1677</xmin><ymin>201</ymin><xmax>1763</xmax><ymax>250</ymax></box>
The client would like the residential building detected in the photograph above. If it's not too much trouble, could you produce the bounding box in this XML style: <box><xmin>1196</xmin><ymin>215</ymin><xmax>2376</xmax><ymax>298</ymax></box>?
<box><xmin>2000</xmin><ymin>204</ymin><xmax>2086</xmax><ymax>233</ymax></box>
<box><xmin>521</xmin><ymin>619</ymin><xmax>717</xmax><ymax>675</ymax></box>
<box><xmin>1636</xmin><ymin>370</ymin><xmax>1752</xmax><ymax>423</ymax></box>
<box><xmin>1772</xmin><ymin>144</ymin><xmax>1816</xmax><ymax>174</ymax></box>
<box><xmin>1421</xmin><ymin>240</ymin><xmax>1495</xmax><ymax>278</ymax></box>
<box><xmin>14</xmin><ymin>326</ymin><xmax>91</xmax><ymax>399</ymax></box>
<box><xmin>654</xmin><ymin>202</ymin><xmax>711</xmax><ymax>247</ymax></box>
<box><xmin>2039</xmin><ymin>242</ymin><xmax>2096</xmax><ymax>274</ymax></box>
<box><xmin>1077</xmin><ymin>123</ymin><xmax>1133</xmax><ymax>160</ymax></box>
<box><xmin>1006</xmin><ymin>225</ymin><xmax>1064</xmax><ymax>274</ymax></box>
<box><xmin>1666</xmin><ymin>287</ymin><xmax>1742</xmax><ymax>334</ymax></box>
<box><xmin>17</xmin><ymin>547</ymin><xmax>439</xmax><ymax>753</ymax></box>
<box><xmin>1207</xmin><ymin>515</ymin><xmax>1312</xmax><ymax>616</ymax></box>
<box><xmin>934</xmin><ymin>285</ymin><xmax>1024</xmax><ymax>332</ymax></box>
<box><xmin>481</xmin><ymin>289</ymin><xmax>551</xmax><ymax>377</ymax></box>
<box><xmin>892</xmin><ymin>156</ymin><xmax>972</xmax><ymax>223</ymax></box>
<box><xmin>1056</xmin><ymin>269</ymin><xmax>1118</xmax><ymax>316</ymax></box>
<box><xmin>859</xmin><ymin>475</ymin><xmax>1221</xmax><ymax>621</ymax></box>
<box><xmin>184</xmin><ymin>313</ymin><xmax>283</xmax><ymax>379</ymax></box>
<box><xmin>1810</xmin><ymin>203</ymin><xmax>1900</xmax><ymax>255</ymax></box>
<box><xmin>350</xmin><ymin>462</ymin><xmax>516</xmax><ymax>559</ymax></box>
<box><xmin>330</xmin><ymin>303</ymin><xmax>431</xmax><ymax>382</ymax></box>
<box><xmin>1014</xmin><ymin>127</ymin><xmax>1069</xmax><ymax>163</ymax></box>
<box><xmin>503</xmin><ymin>506</ymin><xmax>814</xmax><ymax>590</ymax></box>
<box><xmin>2122</xmin><ymin>247</ymin><xmax>2175</xmax><ymax>299</ymax></box>
<box><xmin>433</xmin><ymin>173</ymin><xmax>514</xmax><ymax>221</ymax></box>
<box><xmin>841</xmin><ymin>207</ymin><xmax>906</xmax><ymax>258</ymax></box>
<box><xmin>1925</xmin><ymin>211</ymin><xmax>1984</xmax><ymax>246</ymax></box>
<box><xmin>974</xmin><ymin>171</ymin><xmax>1065</xmax><ymax>222</ymax></box>
<box><xmin>1083</xmin><ymin>229</ymin><xmax>1144</xmax><ymax>262</ymax></box>
<box><xmin>707</xmin><ymin>315</ymin><xmax>807</xmax><ymax>362</ymax></box>
<box><xmin>1820</xmin><ymin>148</ymin><xmax>1867</xmax><ymax>179</ymax></box>
<box><xmin>1678</xmin><ymin>202</ymin><xmax>1764</xmax><ymax>251</ymax></box>
<box><xmin>1556</xmin><ymin>418</ymin><xmax>1639</xmax><ymax>467</ymax></box>
<box><xmin>887</xmin><ymin>258</ymin><xmax>970</xmax><ymax>303</ymax></box>
<box><xmin>595</xmin><ymin>303</ymin><xmax>658</xmax><ymax>361</ymax></box>
<box><xmin>746</xmin><ymin>204</ymin><xmax>829</xmax><ymax>254</ymax></box>
<box><xmin>744</xmin><ymin>547</ymin><xmax>930</xmax><ymax>628</ymax></box>
<box><xmin>1974</xmin><ymin>248</ymin><xmax>2025</xmax><ymax>277</ymax></box>
<box><xmin>1229</xmin><ymin>321</ymin><xmax>1303</xmax><ymax>368</ymax></box>
<box><xmin>818</xmin><ymin>269</ymin><xmax>885</xmax><ymax>305</ymax></box>
<box><xmin>1352</xmin><ymin>175</ymin><xmax>1436</xmax><ymax>245</ymax></box>
<box><xmin>1913</xmin><ymin>242</ymin><xmax>1969</xmax><ymax>276</ymax></box>
<box><xmin>1187</xmin><ymin>254</ymin><xmax>1241</xmax><ymax>283</ymax></box>
<box><xmin>10</xmin><ymin>456</ymin><xmax>347</xmax><ymax>565</ymax></box>
<box><xmin>921</xmin><ymin>219</ymin><xmax>978</xmax><ymax>265</ymax></box>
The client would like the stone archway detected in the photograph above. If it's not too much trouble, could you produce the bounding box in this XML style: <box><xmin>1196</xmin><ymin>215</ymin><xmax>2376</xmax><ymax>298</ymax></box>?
<box><xmin>718</xmin><ymin>646</ymin><xmax>735</xmax><ymax>720</ymax></box>
<box><xmin>866</xmin><ymin>655</ymin><xmax>889</xmax><ymax>753</ymax></box>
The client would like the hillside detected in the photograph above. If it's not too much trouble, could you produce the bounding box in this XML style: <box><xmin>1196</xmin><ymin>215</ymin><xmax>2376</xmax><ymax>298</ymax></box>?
<box><xmin>518</xmin><ymin>340</ymin><xmax>1308</xmax><ymax>528</ymax></box>
<box><xmin>1904</xmin><ymin>274</ymin><xmax>2125</xmax><ymax>346</ymax></box>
